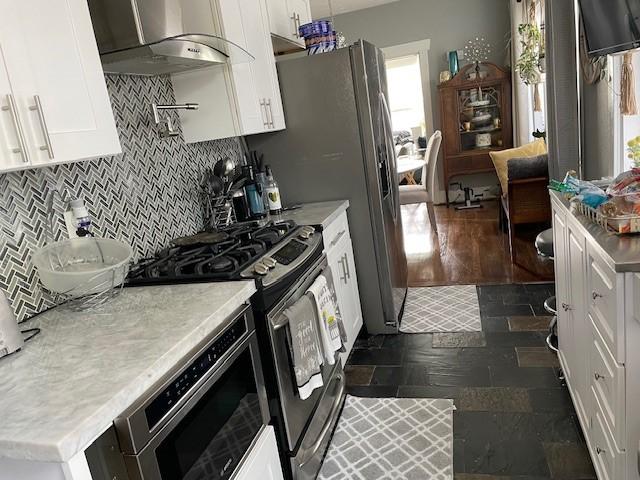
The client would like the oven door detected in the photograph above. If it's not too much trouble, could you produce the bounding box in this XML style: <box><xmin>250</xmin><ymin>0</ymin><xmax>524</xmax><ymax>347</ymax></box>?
<box><xmin>267</xmin><ymin>255</ymin><xmax>345</xmax><ymax>457</ymax></box>
<box><xmin>123</xmin><ymin>333</ymin><xmax>269</xmax><ymax>480</ymax></box>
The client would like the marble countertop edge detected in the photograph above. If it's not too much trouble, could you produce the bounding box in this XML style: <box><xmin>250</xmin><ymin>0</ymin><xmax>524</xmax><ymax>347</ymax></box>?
<box><xmin>0</xmin><ymin>281</ymin><xmax>256</xmax><ymax>463</ymax></box>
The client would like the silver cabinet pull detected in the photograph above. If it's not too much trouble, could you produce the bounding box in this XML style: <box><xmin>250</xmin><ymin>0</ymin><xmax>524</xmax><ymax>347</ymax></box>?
<box><xmin>259</xmin><ymin>98</ymin><xmax>268</xmax><ymax>127</ymax></box>
<box><xmin>296</xmin><ymin>13</ymin><xmax>301</xmax><ymax>37</ymax></box>
<box><xmin>594</xmin><ymin>372</ymin><xmax>604</xmax><ymax>381</ymax></box>
<box><xmin>343</xmin><ymin>253</ymin><xmax>351</xmax><ymax>280</ymax></box>
<box><xmin>291</xmin><ymin>13</ymin><xmax>299</xmax><ymax>38</ymax></box>
<box><xmin>596</xmin><ymin>446</ymin><xmax>606</xmax><ymax>455</ymax></box>
<box><xmin>265</xmin><ymin>98</ymin><xmax>274</xmax><ymax>128</ymax></box>
<box><xmin>339</xmin><ymin>257</ymin><xmax>347</xmax><ymax>284</ymax></box>
<box><xmin>561</xmin><ymin>303</ymin><xmax>572</xmax><ymax>312</ymax></box>
<box><xmin>592</xmin><ymin>291</ymin><xmax>603</xmax><ymax>300</ymax></box>
<box><xmin>2</xmin><ymin>94</ymin><xmax>29</xmax><ymax>163</ymax></box>
<box><xmin>29</xmin><ymin>95</ymin><xmax>54</xmax><ymax>159</ymax></box>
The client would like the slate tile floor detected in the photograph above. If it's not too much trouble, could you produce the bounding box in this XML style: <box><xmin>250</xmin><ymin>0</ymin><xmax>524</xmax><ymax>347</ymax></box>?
<box><xmin>344</xmin><ymin>283</ymin><xmax>596</xmax><ymax>479</ymax></box>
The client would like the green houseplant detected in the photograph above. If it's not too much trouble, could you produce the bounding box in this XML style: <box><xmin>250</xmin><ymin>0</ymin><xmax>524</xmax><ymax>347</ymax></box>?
<box><xmin>516</xmin><ymin>22</ymin><xmax>542</xmax><ymax>86</ymax></box>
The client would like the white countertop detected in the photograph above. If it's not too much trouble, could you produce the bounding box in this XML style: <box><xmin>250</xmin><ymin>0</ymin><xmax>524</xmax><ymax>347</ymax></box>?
<box><xmin>0</xmin><ymin>281</ymin><xmax>256</xmax><ymax>463</ymax></box>
<box><xmin>276</xmin><ymin>200</ymin><xmax>349</xmax><ymax>229</ymax></box>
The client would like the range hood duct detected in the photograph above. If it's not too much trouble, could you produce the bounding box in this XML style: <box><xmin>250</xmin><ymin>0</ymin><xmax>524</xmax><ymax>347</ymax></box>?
<box><xmin>87</xmin><ymin>0</ymin><xmax>254</xmax><ymax>75</ymax></box>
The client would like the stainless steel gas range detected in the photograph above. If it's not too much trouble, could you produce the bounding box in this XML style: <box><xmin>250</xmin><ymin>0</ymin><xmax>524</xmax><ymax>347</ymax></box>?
<box><xmin>120</xmin><ymin>219</ymin><xmax>345</xmax><ymax>480</ymax></box>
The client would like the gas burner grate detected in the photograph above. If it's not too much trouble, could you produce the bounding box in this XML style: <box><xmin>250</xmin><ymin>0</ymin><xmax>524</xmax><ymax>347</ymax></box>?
<box><xmin>126</xmin><ymin>220</ymin><xmax>298</xmax><ymax>284</ymax></box>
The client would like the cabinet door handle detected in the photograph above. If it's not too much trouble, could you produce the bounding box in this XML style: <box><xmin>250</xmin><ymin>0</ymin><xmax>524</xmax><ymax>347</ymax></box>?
<box><xmin>594</xmin><ymin>372</ymin><xmax>604</xmax><ymax>381</ymax></box>
<box><xmin>29</xmin><ymin>95</ymin><xmax>54</xmax><ymax>159</ymax></box>
<box><xmin>592</xmin><ymin>291</ymin><xmax>603</xmax><ymax>301</ymax></box>
<box><xmin>291</xmin><ymin>13</ymin><xmax>299</xmax><ymax>38</ymax></box>
<box><xmin>343</xmin><ymin>253</ymin><xmax>351</xmax><ymax>279</ymax></box>
<box><xmin>265</xmin><ymin>99</ymin><xmax>274</xmax><ymax>128</ymax></box>
<box><xmin>259</xmin><ymin>99</ymin><xmax>267</xmax><ymax>127</ymax></box>
<box><xmin>330</xmin><ymin>230</ymin><xmax>346</xmax><ymax>247</ymax></box>
<box><xmin>2</xmin><ymin>94</ymin><xmax>30</xmax><ymax>163</ymax></box>
<box><xmin>338</xmin><ymin>257</ymin><xmax>347</xmax><ymax>284</ymax></box>
<box><xmin>596</xmin><ymin>446</ymin><xmax>606</xmax><ymax>455</ymax></box>
<box><xmin>561</xmin><ymin>303</ymin><xmax>572</xmax><ymax>312</ymax></box>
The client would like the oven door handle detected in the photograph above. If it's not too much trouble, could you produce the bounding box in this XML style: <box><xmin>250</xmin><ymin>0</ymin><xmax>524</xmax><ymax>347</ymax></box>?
<box><xmin>298</xmin><ymin>372</ymin><xmax>345</xmax><ymax>468</ymax></box>
<box><xmin>268</xmin><ymin>255</ymin><xmax>328</xmax><ymax>327</ymax></box>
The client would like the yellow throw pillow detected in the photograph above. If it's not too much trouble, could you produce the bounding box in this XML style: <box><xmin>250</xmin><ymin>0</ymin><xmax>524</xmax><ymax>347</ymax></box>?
<box><xmin>490</xmin><ymin>139</ymin><xmax>547</xmax><ymax>196</ymax></box>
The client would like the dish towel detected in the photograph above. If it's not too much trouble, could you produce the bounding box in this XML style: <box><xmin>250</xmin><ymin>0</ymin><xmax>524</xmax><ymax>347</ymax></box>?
<box><xmin>306</xmin><ymin>268</ymin><xmax>347</xmax><ymax>366</ymax></box>
<box><xmin>283</xmin><ymin>293</ymin><xmax>324</xmax><ymax>400</ymax></box>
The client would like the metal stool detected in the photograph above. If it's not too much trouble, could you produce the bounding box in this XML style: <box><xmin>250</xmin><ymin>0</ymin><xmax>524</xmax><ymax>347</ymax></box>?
<box><xmin>535</xmin><ymin>228</ymin><xmax>558</xmax><ymax>352</ymax></box>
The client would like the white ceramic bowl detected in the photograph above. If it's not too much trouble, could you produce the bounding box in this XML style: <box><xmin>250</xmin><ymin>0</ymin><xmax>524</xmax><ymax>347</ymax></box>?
<box><xmin>32</xmin><ymin>238</ymin><xmax>133</xmax><ymax>296</ymax></box>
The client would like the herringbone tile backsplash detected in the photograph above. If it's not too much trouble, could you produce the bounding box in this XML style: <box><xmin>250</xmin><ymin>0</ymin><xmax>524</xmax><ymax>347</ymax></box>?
<box><xmin>0</xmin><ymin>74</ymin><xmax>242</xmax><ymax>322</ymax></box>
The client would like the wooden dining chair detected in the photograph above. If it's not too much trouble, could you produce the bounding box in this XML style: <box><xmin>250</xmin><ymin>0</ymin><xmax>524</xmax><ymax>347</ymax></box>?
<box><xmin>399</xmin><ymin>130</ymin><xmax>442</xmax><ymax>233</ymax></box>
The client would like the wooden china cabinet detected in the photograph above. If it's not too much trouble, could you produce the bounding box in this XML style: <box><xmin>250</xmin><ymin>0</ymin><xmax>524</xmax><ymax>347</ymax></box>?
<box><xmin>438</xmin><ymin>62</ymin><xmax>512</xmax><ymax>206</ymax></box>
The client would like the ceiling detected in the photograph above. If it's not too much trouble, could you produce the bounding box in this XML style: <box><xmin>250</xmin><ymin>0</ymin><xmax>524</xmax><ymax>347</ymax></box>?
<box><xmin>309</xmin><ymin>0</ymin><xmax>401</xmax><ymax>19</ymax></box>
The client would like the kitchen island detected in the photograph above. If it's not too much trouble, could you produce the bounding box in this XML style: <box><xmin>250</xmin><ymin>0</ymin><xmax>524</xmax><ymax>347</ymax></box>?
<box><xmin>550</xmin><ymin>190</ymin><xmax>640</xmax><ymax>480</ymax></box>
<box><xmin>0</xmin><ymin>281</ymin><xmax>256</xmax><ymax>479</ymax></box>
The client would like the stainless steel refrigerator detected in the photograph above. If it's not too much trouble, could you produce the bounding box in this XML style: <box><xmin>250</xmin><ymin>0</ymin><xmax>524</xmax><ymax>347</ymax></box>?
<box><xmin>248</xmin><ymin>40</ymin><xmax>408</xmax><ymax>335</ymax></box>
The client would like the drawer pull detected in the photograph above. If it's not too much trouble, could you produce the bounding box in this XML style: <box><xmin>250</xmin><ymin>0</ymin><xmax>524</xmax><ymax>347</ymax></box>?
<box><xmin>594</xmin><ymin>372</ymin><xmax>605</xmax><ymax>381</ymax></box>
<box><xmin>330</xmin><ymin>230</ymin><xmax>346</xmax><ymax>247</ymax></box>
<box><xmin>592</xmin><ymin>291</ymin><xmax>603</xmax><ymax>300</ymax></box>
<box><xmin>596</xmin><ymin>446</ymin><xmax>606</xmax><ymax>455</ymax></box>
<box><xmin>562</xmin><ymin>303</ymin><xmax>572</xmax><ymax>312</ymax></box>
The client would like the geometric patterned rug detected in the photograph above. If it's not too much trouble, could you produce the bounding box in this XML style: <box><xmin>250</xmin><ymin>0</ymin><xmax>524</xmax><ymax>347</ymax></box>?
<box><xmin>399</xmin><ymin>285</ymin><xmax>482</xmax><ymax>333</ymax></box>
<box><xmin>318</xmin><ymin>396</ymin><xmax>454</xmax><ymax>479</ymax></box>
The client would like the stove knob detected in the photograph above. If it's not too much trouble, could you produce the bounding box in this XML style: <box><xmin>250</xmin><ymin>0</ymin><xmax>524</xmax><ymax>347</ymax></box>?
<box><xmin>262</xmin><ymin>257</ymin><xmax>277</xmax><ymax>269</ymax></box>
<box><xmin>299</xmin><ymin>231</ymin><xmax>311</xmax><ymax>240</ymax></box>
<box><xmin>254</xmin><ymin>263</ymin><xmax>269</xmax><ymax>276</ymax></box>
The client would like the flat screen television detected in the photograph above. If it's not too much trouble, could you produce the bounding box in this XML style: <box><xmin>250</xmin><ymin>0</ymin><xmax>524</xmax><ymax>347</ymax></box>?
<box><xmin>578</xmin><ymin>0</ymin><xmax>640</xmax><ymax>57</ymax></box>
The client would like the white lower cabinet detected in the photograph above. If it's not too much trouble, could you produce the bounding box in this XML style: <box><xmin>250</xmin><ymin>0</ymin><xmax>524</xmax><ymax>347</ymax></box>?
<box><xmin>551</xmin><ymin>195</ymin><xmax>640</xmax><ymax>480</ymax></box>
<box><xmin>323</xmin><ymin>211</ymin><xmax>363</xmax><ymax>366</ymax></box>
<box><xmin>235</xmin><ymin>426</ymin><xmax>284</xmax><ymax>480</ymax></box>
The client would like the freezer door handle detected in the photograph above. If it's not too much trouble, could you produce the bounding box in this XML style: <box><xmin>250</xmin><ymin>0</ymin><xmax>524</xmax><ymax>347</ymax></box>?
<box><xmin>379</xmin><ymin>92</ymin><xmax>398</xmax><ymax>222</ymax></box>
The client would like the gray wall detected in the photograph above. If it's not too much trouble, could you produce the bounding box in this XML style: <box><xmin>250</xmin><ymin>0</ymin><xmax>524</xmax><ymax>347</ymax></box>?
<box><xmin>582</xmin><ymin>77</ymin><xmax>615</xmax><ymax>180</ymax></box>
<box><xmin>332</xmin><ymin>0</ymin><xmax>512</xmax><ymax>194</ymax></box>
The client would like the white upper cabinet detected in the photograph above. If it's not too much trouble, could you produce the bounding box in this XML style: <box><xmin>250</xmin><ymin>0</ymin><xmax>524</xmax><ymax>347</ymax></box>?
<box><xmin>0</xmin><ymin>0</ymin><xmax>120</xmax><ymax>173</ymax></box>
<box><xmin>266</xmin><ymin>0</ymin><xmax>312</xmax><ymax>53</ymax></box>
<box><xmin>173</xmin><ymin>0</ymin><xmax>285</xmax><ymax>143</ymax></box>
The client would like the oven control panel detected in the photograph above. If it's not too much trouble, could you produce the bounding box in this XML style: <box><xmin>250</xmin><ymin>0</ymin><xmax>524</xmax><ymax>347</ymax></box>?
<box><xmin>240</xmin><ymin>226</ymin><xmax>322</xmax><ymax>286</ymax></box>
<box><xmin>145</xmin><ymin>318</ymin><xmax>247</xmax><ymax>430</ymax></box>
<box><xmin>272</xmin><ymin>239</ymin><xmax>308</xmax><ymax>265</ymax></box>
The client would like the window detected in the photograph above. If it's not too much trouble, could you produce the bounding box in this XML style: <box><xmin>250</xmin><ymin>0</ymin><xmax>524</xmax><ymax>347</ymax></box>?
<box><xmin>385</xmin><ymin>54</ymin><xmax>426</xmax><ymax>136</ymax></box>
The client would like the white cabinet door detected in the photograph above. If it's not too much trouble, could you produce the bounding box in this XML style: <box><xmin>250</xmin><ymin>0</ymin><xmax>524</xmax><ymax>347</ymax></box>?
<box><xmin>267</xmin><ymin>0</ymin><xmax>293</xmax><ymax>40</ymax></box>
<box><xmin>174</xmin><ymin>0</ymin><xmax>284</xmax><ymax>142</ymax></box>
<box><xmin>0</xmin><ymin>0</ymin><xmax>120</xmax><ymax>170</ymax></box>
<box><xmin>288</xmin><ymin>0</ymin><xmax>312</xmax><ymax>30</ymax></box>
<box><xmin>343</xmin><ymin>235</ymin><xmax>364</xmax><ymax>340</ymax></box>
<box><xmin>0</xmin><ymin>43</ymin><xmax>29</xmax><ymax>170</ymax></box>
<box><xmin>567</xmin><ymin>222</ymin><xmax>589</xmax><ymax>423</ymax></box>
<box><xmin>328</xmin><ymin>232</ymin><xmax>363</xmax><ymax>365</ymax></box>
<box><xmin>266</xmin><ymin>0</ymin><xmax>309</xmax><ymax>50</ymax></box>
<box><xmin>221</xmin><ymin>0</ymin><xmax>267</xmax><ymax>136</ymax></box>
<box><xmin>235</xmin><ymin>426</ymin><xmax>284</xmax><ymax>480</ymax></box>
<box><xmin>553</xmin><ymin>209</ymin><xmax>572</xmax><ymax>379</ymax></box>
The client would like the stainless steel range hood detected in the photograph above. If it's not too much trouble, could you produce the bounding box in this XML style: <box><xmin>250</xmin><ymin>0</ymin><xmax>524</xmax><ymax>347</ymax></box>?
<box><xmin>87</xmin><ymin>0</ymin><xmax>254</xmax><ymax>75</ymax></box>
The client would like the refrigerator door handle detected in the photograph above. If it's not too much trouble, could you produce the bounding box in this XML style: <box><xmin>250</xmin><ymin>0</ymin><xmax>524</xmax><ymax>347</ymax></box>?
<box><xmin>379</xmin><ymin>92</ymin><xmax>398</xmax><ymax>222</ymax></box>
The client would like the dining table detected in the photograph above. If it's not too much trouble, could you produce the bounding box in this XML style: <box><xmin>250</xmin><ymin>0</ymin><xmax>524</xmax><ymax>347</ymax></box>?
<box><xmin>396</xmin><ymin>155</ymin><xmax>426</xmax><ymax>184</ymax></box>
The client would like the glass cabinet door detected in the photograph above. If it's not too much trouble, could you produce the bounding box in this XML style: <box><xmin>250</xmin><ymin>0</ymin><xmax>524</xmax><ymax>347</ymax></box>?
<box><xmin>457</xmin><ymin>86</ymin><xmax>503</xmax><ymax>152</ymax></box>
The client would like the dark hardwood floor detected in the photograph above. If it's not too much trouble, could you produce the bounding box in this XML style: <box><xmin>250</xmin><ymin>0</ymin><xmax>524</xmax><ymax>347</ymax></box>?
<box><xmin>402</xmin><ymin>200</ymin><xmax>554</xmax><ymax>287</ymax></box>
